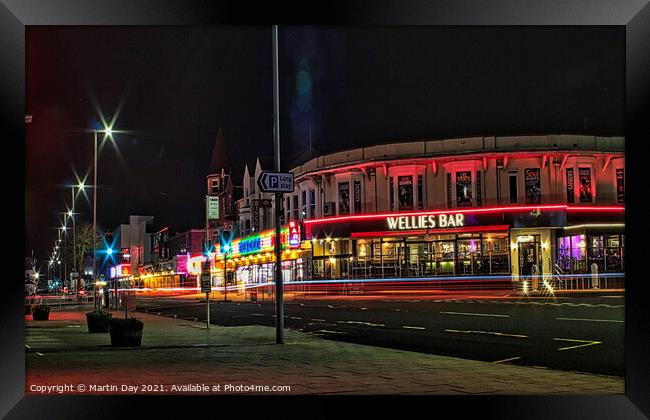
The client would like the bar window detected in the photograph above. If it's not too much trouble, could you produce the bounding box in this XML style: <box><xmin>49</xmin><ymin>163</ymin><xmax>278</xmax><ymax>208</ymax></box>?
<box><xmin>476</xmin><ymin>171</ymin><xmax>482</xmax><ymax>207</ymax></box>
<box><xmin>293</xmin><ymin>195</ymin><xmax>299</xmax><ymax>220</ymax></box>
<box><xmin>508</xmin><ymin>171</ymin><xmax>518</xmax><ymax>204</ymax></box>
<box><xmin>389</xmin><ymin>176</ymin><xmax>395</xmax><ymax>211</ymax></box>
<box><xmin>417</xmin><ymin>175</ymin><xmax>423</xmax><ymax>209</ymax></box>
<box><xmin>446</xmin><ymin>173</ymin><xmax>452</xmax><ymax>209</ymax></box>
<box><xmin>309</xmin><ymin>189</ymin><xmax>316</xmax><ymax>218</ymax></box>
<box><xmin>301</xmin><ymin>190</ymin><xmax>307</xmax><ymax>219</ymax></box>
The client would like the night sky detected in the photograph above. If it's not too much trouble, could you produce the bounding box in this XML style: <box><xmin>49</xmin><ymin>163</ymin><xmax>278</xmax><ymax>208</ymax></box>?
<box><xmin>25</xmin><ymin>26</ymin><xmax>624</xmax><ymax>266</ymax></box>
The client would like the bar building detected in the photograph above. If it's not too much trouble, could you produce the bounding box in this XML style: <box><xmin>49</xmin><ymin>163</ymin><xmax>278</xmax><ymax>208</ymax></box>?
<box><xmin>216</xmin><ymin>134</ymin><xmax>624</xmax><ymax>285</ymax></box>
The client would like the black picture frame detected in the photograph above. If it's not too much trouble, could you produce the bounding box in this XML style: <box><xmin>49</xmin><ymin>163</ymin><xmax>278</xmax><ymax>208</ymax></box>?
<box><xmin>5</xmin><ymin>0</ymin><xmax>649</xmax><ymax>418</ymax></box>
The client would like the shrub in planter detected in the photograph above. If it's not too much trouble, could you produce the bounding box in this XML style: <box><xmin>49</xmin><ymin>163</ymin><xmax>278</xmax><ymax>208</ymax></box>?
<box><xmin>32</xmin><ymin>304</ymin><xmax>50</xmax><ymax>321</ymax></box>
<box><xmin>86</xmin><ymin>310</ymin><xmax>112</xmax><ymax>333</ymax></box>
<box><xmin>109</xmin><ymin>317</ymin><xmax>144</xmax><ymax>347</ymax></box>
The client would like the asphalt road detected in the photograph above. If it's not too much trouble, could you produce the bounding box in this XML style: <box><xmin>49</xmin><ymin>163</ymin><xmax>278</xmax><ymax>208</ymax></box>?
<box><xmin>135</xmin><ymin>294</ymin><xmax>625</xmax><ymax>377</ymax></box>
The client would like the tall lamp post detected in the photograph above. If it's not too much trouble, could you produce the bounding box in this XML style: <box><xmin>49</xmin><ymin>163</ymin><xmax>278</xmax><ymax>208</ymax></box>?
<box><xmin>92</xmin><ymin>125</ymin><xmax>115</xmax><ymax>310</ymax></box>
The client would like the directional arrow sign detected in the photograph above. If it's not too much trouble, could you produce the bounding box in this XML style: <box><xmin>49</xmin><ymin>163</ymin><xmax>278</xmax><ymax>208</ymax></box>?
<box><xmin>257</xmin><ymin>171</ymin><xmax>294</xmax><ymax>193</ymax></box>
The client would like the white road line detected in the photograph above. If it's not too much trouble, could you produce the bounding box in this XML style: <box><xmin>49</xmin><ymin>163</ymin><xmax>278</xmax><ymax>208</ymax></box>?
<box><xmin>311</xmin><ymin>318</ymin><xmax>326</xmax><ymax>322</ymax></box>
<box><xmin>360</xmin><ymin>308</ymin><xmax>368</xmax><ymax>310</ymax></box>
<box><xmin>444</xmin><ymin>329</ymin><xmax>527</xmax><ymax>338</ymax></box>
<box><xmin>553</xmin><ymin>338</ymin><xmax>602</xmax><ymax>351</ymax></box>
<box><xmin>556</xmin><ymin>317</ymin><xmax>624</xmax><ymax>323</ymax></box>
<box><xmin>35</xmin><ymin>352</ymin><xmax>44</xmax><ymax>356</ymax></box>
<box><xmin>337</xmin><ymin>320</ymin><xmax>385</xmax><ymax>327</ymax></box>
<box><xmin>440</xmin><ymin>311</ymin><xmax>509</xmax><ymax>318</ymax></box>
<box><xmin>493</xmin><ymin>356</ymin><xmax>522</xmax><ymax>364</ymax></box>
<box><xmin>402</xmin><ymin>325</ymin><xmax>426</xmax><ymax>330</ymax></box>
<box><xmin>25</xmin><ymin>344</ymin><xmax>31</xmax><ymax>349</ymax></box>
<box><xmin>315</xmin><ymin>330</ymin><xmax>347</xmax><ymax>335</ymax></box>
<box><xmin>290</xmin><ymin>317</ymin><xmax>302</xmax><ymax>320</ymax></box>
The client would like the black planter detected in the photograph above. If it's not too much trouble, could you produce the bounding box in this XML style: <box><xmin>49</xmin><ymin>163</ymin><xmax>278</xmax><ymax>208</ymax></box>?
<box><xmin>86</xmin><ymin>312</ymin><xmax>112</xmax><ymax>333</ymax></box>
<box><xmin>109</xmin><ymin>318</ymin><xmax>144</xmax><ymax>347</ymax></box>
<box><xmin>32</xmin><ymin>307</ymin><xmax>50</xmax><ymax>321</ymax></box>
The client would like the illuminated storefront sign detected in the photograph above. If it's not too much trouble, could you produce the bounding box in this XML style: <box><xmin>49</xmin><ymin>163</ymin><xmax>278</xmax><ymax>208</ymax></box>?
<box><xmin>386</xmin><ymin>213</ymin><xmax>465</xmax><ymax>230</ymax></box>
<box><xmin>289</xmin><ymin>221</ymin><xmax>301</xmax><ymax>246</ymax></box>
<box><xmin>188</xmin><ymin>255</ymin><xmax>205</xmax><ymax>275</ymax></box>
<box><xmin>215</xmin><ymin>225</ymin><xmax>300</xmax><ymax>259</ymax></box>
<box><xmin>176</xmin><ymin>254</ymin><xmax>189</xmax><ymax>275</ymax></box>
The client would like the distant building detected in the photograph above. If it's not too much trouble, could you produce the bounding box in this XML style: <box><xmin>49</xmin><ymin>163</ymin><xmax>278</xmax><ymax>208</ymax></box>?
<box><xmin>205</xmin><ymin>126</ymin><xmax>242</xmax><ymax>248</ymax></box>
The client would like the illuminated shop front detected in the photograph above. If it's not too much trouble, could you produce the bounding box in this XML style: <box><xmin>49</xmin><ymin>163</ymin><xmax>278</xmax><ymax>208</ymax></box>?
<box><xmin>212</xmin><ymin>221</ymin><xmax>304</xmax><ymax>285</ymax></box>
<box><xmin>555</xmin><ymin>224</ymin><xmax>625</xmax><ymax>274</ymax></box>
<box><xmin>302</xmin><ymin>205</ymin><xmax>624</xmax><ymax>280</ymax></box>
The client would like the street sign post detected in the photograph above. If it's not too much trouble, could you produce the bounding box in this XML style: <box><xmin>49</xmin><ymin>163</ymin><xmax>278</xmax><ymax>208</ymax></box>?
<box><xmin>257</xmin><ymin>171</ymin><xmax>294</xmax><ymax>193</ymax></box>
<box><xmin>201</xmin><ymin>272</ymin><xmax>211</xmax><ymax>329</ymax></box>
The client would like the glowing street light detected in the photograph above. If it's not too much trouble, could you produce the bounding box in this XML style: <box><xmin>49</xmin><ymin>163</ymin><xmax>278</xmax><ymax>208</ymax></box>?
<box><xmin>92</xmin><ymin>120</ymin><xmax>121</xmax><ymax>310</ymax></box>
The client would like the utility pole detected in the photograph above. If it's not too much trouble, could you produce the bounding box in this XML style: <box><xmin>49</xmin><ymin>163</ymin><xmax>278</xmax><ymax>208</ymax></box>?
<box><xmin>272</xmin><ymin>25</ymin><xmax>284</xmax><ymax>345</ymax></box>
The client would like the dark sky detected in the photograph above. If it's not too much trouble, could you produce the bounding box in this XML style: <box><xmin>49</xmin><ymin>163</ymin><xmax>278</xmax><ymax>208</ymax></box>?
<box><xmin>25</xmin><ymin>26</ymin><xmax>624</xmax><ymax>264</ymax></box>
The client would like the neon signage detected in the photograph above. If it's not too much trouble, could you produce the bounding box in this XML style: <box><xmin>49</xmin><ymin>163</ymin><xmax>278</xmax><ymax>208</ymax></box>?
<box><xmin>387</xmin><ymin>213</ymin><xmax>465</xmax><ymax>230</ymax></box>
<box><xmin>214</xmin><ymin>225</ymin><xmax>301</xmax><ymax>260</ymax></box>
<box><xmin>289</xmin><ymin>221</ymin><xmax>300</xmax><ymax>246</ymax></box>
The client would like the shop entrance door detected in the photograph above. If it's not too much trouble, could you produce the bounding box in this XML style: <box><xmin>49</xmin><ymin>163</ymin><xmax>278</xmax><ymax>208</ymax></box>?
<box><xmin>518</xmin><ymin>235</ymin><xmax>542</xmax><ymax>289</ymax></box>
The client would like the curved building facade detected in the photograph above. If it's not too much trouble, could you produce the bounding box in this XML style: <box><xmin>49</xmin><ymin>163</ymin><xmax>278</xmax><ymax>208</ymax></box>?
<box><xmin>219</xmin><ymin>134</ymin><xmax>625</xmax><ymax>288</ymax></box>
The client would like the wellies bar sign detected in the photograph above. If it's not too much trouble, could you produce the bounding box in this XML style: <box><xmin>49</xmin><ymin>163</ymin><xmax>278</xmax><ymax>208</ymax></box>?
<box><xmin>386</xmin><ymin>213</ymin><xmax>465</xmax><ymax>230</ymax></box>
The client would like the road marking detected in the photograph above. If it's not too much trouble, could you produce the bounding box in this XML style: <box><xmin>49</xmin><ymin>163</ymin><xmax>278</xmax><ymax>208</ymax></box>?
<box><xmin>327</xmin><ymin>305</ymin><xmax>334</xmax><ymax>308</ymax></box>
<box><xmin>440</xmin><ymin>311</ymin><xmax>509</xmax><ymax>318</ymax></box>
<box><xmin>444</xmin><ymin>329</ymin><xmax>527</xmax><ymax>338</ymax></box>
<box><xmin>311</xmin><ymin>318</ymin><xmax>326</xmax><ymax>322</ymax></box>
<box><xmin>556</xmin><ymin>317</ymin><xmax>623</xmax><ymax>323</ymax></box>
<box><xmin>35</xmin><ymin>352</ymin><xmax>44</xmax><ymax>356</ymax></box>
<box><xmin>360</xmin><ymin>308</ymin><xmax>368</xmax><ymax>310</ymax></box>
<box><xmin>402</xmin><ymin>325</ymin><xmax>426</xmax><ymax>330</ymax></box>
<box><xmin>25</xmin><ymin>344</ymin><xmax>31</xmax><ymax>349</ymax></box>
<box><xmin>553</xmin><ymin>338</ymin><xmax>602</xmax><ymax>351</ymax></box>
<box><xmin>337</xmin><ymin>320</ymin><xmax>385</xmax><ymax>327</ymax></box>
<box><xmin>493</xmin><ymin>357</ymin><xmax>522</xmax><ymax>364</ymax></box>
<box><xmin>66</xmin><ymin>325</ymin><xmax>81</xmax><ymax>328</ymax></box>
<box><xmin>290</xmin><ymin>317</ymin><xmax>302</xmax><ymax>320</ymax></box>
<box><xmin>315</xmin><ymin>330</ymin><xmax>347</xmax><ymax>335</ymax></box>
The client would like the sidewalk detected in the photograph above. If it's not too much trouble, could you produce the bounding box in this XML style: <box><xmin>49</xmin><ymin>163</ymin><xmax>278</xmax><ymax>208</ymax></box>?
<box><xmin>25</xmin><ymin>307</ymin><xmax>624</xmax><ymax>395</ymax></box>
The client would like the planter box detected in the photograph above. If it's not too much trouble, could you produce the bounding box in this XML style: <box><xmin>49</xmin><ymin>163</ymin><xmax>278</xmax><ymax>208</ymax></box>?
<box><xmin>109</xmin><ymin>318</ymin><xmax>144</xmax><ymax>347</ymax></box>
<box><xmin>32</xmin><ymin>308</ymin><xmax>50</xmax><ymax>321</ymax></box>
<box><xmin>86</xmin><ymin>312</ymin><xmax>112</xmax><ymax>333</ymax></box>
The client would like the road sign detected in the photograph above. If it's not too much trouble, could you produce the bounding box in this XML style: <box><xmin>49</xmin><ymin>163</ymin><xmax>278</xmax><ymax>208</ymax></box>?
<box><xmin>257</xmin><ymin>171</ymin><xmax>294</xmax><ymax>193</ymax></box>
<box><xmin>201</xmin><ymin>274</ymin><xmax>212</xmax><ymax>293</ymax></box>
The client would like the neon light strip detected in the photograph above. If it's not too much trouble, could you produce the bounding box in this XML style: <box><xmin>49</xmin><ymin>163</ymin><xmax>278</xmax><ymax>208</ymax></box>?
<box><xmin>565</xmin><ymin>206</ymin><xmax>625</xmax><ymax>212</ymax></box>
<box><xmin>303</xmin><ymin>205</ymin><xmax>623</xmax><ymax>225</ymax></box>
<box><xmin>236</xmin><ymin>272</ymin><xmax>625</xmax><ymax>288</ymax></box>
<box><xmin>563</xmin><ymin>224</ymin><xmax>625</xmax><ymax>230</ymax></box>
<box><xmin>350</xmin><ymin>225</ymin><xmax>510</xmax><ymax>238</ymax></box>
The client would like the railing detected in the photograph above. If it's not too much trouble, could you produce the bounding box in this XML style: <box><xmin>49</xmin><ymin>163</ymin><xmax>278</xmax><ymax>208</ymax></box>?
<box><xmin>25</xmin><ymin>293</ymin><xmax>95</xmax><ymax>307</ymax></box>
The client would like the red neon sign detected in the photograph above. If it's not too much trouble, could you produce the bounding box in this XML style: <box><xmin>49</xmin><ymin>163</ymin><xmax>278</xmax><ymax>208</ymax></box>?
<box><xmin>303</xmin><ymin>205</ymin><xmax>623</xmax><ymax>225</ymax></box>
<box><xmin>350</xmin><ymin>225</ymin><xmax>510</xmax><ymax>238</ymax></box>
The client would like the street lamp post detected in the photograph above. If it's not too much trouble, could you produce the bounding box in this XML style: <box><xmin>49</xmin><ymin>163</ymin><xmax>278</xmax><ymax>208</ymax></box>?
<box><xmin>62</xmin><ymin>226</ymin><xmax>67</xmax><ymax>292</ymax></box>
<box><xmin>223</xmin><ymin>249</ymin><xmax>228</xmax><ymax>302</ymax></box>
<box><xmin>93</xmin><ymin>129</ymin><xmax>98</xmax><ymax>310</ymax></box>
<box><xmin>70</xmin><ymin>187</ymin><xmax>77</xmax><ymax>294</ymax></box>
